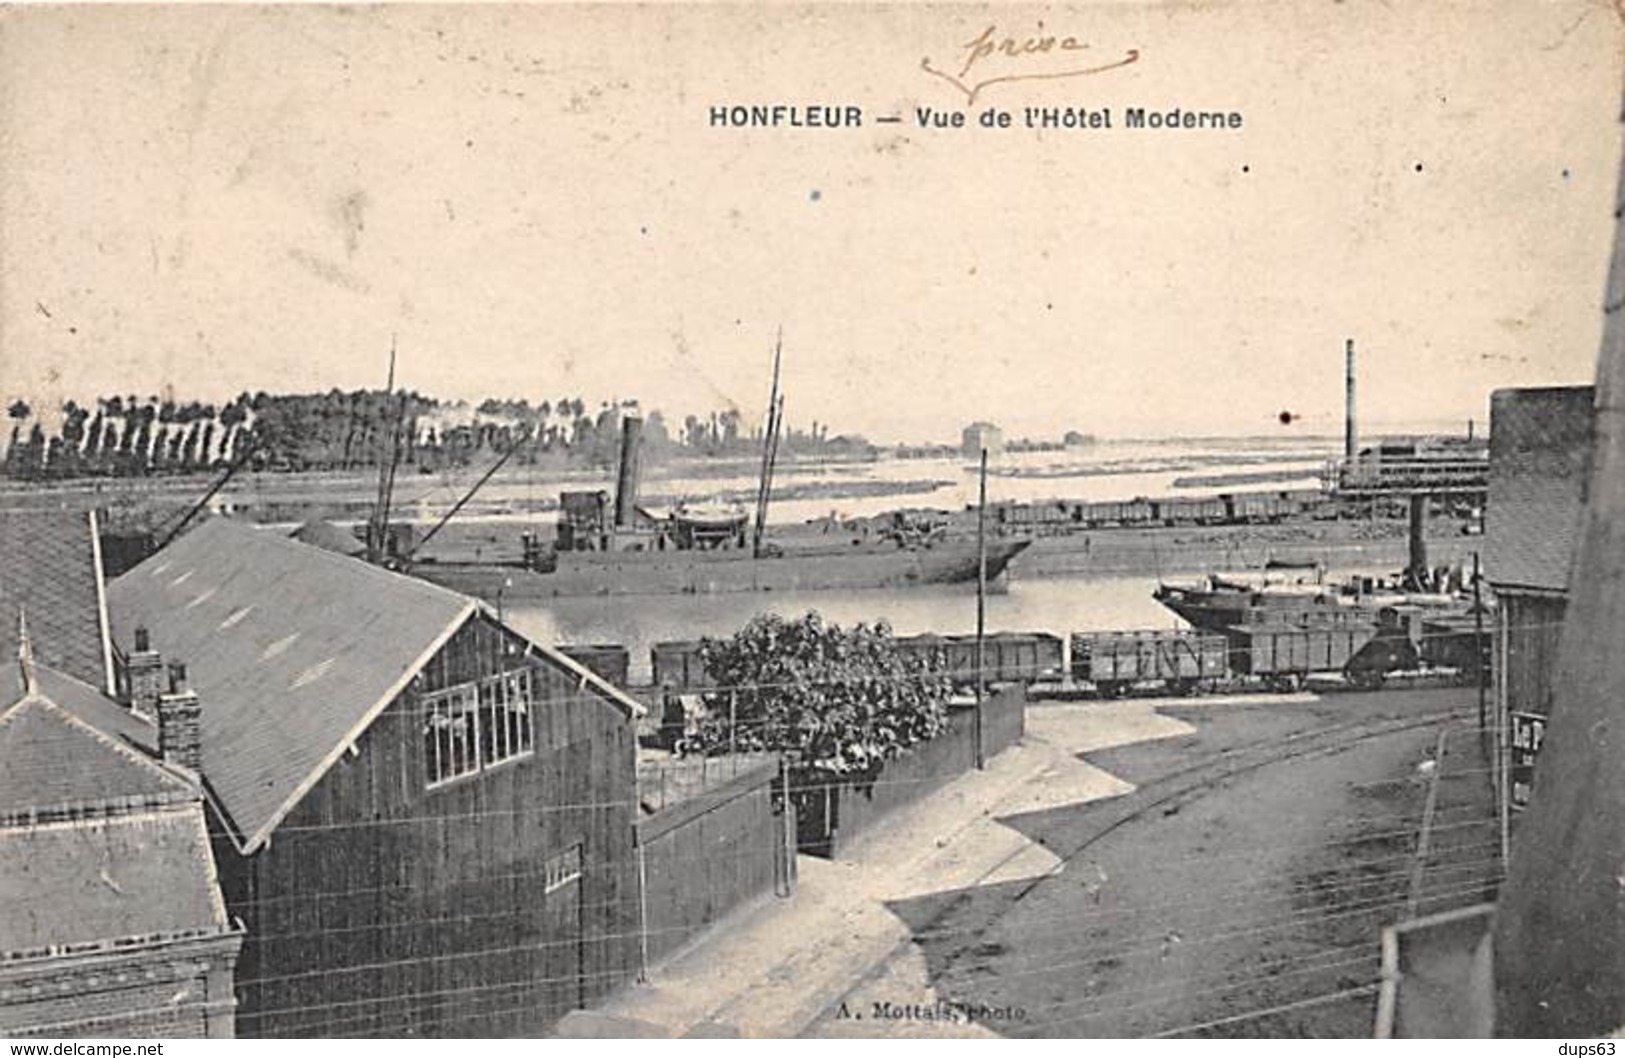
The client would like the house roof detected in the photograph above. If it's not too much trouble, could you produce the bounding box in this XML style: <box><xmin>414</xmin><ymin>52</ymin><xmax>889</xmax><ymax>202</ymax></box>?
<box><xmin>0</xmin><ymin>661</ymin><xmax>227</xmax><ymax>959</ymax></box>
<box><xmin>0</xmin><ymin>806</ymin><xmax>228</xmax><ymax>958</ymax></box>
<box><xmin>0</xmin><ymin>511</ymin><xmax>113</xmax><ymax>692</ymax></box>
<box><xmin>1485</xmin><ymin>387</ymin><xmax>1594</xmax><ymax>594</ymax></box>
<box><xmin>0</xmin><ymin>691</ymin><xmax>181</xmax><ymax>819</ymax></box>
<box><xmin>108</xmin><ymin>518</ymin><xmax>477</xmax><ymax>854</ymax></box>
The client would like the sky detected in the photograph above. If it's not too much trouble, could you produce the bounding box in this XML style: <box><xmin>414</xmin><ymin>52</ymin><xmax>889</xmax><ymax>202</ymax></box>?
<box><xmin>1</xmin><ymin>2</ymin><xmax>1621</xmax><ymax>445</ymax></box>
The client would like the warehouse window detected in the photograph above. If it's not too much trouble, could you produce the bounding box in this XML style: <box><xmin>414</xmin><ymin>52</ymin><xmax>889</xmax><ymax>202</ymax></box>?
<box><xmin>425</xmin><ymin>668</ymin><xmax>535</xmax><ymax>787</ymax></box>
<box><xmin>543</xmin><ymin>844</ymin><xmax>583</xmax><ymax>894</ymax></box>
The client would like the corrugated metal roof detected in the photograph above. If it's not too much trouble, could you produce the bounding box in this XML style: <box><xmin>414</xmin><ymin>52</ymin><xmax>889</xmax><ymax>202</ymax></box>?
<box><xmin>0</xmin><ymin>511</ymin><xmax>111</xmax><ymax>690</ymax></box>
<box><xmin>0</xmin><ymin>806</ymin><xmax>228</xmax><ymax>956</ymax></box>
<box><xmin>107</xmin><ymin>518</ymin><xmax>475</xmax><ymax>853</ymax></box>
<box><xmin>1485</xmin><ymin>387</ymin><xmax>1594</xmax><ymax>593</ymax></box>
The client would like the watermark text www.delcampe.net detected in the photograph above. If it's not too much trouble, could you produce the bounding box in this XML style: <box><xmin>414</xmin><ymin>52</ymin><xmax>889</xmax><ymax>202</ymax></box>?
<box><xmin>10</xmin><ymin>1045</ymin><xmax>163</xmax><ymax>1056</ymax></box>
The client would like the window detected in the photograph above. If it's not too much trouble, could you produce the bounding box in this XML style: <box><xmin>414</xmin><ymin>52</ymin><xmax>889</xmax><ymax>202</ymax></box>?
<box><xmin>543</xmin><ymin>844</ymin><xmax>583</xmax><ymax>894</ymax></box>
<box><xmin>425</xmin><ymin>667</ymin><xmax>535</xmax><ymax>787</ymax></box>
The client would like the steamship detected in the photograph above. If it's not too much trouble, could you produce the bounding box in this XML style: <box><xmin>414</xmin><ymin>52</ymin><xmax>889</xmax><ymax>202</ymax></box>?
<box><xmin>402</xmin><ymin>338</ymin><xmax>1030</xmax><ymax>599</ymax></box>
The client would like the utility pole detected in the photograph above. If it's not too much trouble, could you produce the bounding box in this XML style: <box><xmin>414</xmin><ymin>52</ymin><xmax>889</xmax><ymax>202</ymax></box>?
<box><xmin>975</xmin><ymin>446</ymin><xmax>988</xmax><ymax>770</ymax></box>
<box><xmin>1473</xmin><ymin>551</ymin><xmax>1485</xmax><ymax>730</ymax></box>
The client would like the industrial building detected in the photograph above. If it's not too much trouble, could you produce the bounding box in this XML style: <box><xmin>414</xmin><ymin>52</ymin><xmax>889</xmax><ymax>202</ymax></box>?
<box><xmin>108</xmin><ymin>519</ymin><xmax>646</xmax><ymax>1037</ymax></box>
<box><xmin>961</xmin><ymin>421</ymin><xmax>1004</xmax><ymax>459</ymax></box>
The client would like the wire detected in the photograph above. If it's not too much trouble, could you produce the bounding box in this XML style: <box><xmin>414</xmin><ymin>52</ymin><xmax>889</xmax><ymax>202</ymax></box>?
<box><xmin>1147</xmin><ymin>982</ymin><xmax>1382</xmax><ymax>1037</ymax></box>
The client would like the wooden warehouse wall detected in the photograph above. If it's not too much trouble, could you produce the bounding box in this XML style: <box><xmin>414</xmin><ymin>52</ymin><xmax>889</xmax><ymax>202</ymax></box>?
<box><xmin>216</xmin><ymin>613</ymin><xmax>640</xmax><ymax>1039</ymax></box>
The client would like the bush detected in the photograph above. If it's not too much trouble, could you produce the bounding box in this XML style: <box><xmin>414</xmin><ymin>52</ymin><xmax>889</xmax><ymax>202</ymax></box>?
<box><xmin>690</xmin><ymin>612</ymin><xmax>952</xmax><ymax>776</ymax></box>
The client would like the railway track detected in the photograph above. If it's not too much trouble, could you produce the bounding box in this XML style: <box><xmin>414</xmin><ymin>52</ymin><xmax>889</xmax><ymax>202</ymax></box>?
<box><xmin>836</xmin><ymin>697</ymin><xmax>1474</xmax><ymax>1037</ymax></box>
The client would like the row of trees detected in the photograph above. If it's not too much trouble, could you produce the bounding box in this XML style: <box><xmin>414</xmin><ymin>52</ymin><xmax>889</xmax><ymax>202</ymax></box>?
<box><xmin>4</xmin><ymin>396</ymin><xmax>252</xmax><ymax>480</ymax></box>
<box><xmin>1</xmin><ymin>389</ymin><xmax>874</xmax><ymax>480</ymax></box>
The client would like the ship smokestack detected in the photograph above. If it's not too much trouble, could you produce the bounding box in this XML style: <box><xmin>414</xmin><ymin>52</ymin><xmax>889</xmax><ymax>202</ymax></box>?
<box><xmin>1345</xmin><ymin>338</ymin><xmax>1357</xmax><ymax>460</ymax></box>
<box><xmin>614</xmin><ymin>415</ymin><xmax>643</xmax><ymax>529</ymax></box>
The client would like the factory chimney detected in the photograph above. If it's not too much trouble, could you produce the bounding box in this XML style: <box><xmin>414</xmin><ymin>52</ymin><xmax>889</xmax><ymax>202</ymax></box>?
<box><xmin>1344</xmin><ymin>338</ymin><xmax>1358</xmax><ymax>460</ymax></box>
<box><xmin>614</xmin><ymin>415</ymin><xmax>644</xmax><ymax>529</ymax></box>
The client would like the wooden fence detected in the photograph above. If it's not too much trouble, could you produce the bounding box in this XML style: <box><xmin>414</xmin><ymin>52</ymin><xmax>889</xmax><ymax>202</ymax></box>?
<box><xmin>795</xmin><ymin>684</ymin><xmax>1027</xmax><ymax>858</ymax></box>
<box><xmin>635</xmin><ymin>757</ymin><xmax>792</xmax><ymax>967</ymax></box>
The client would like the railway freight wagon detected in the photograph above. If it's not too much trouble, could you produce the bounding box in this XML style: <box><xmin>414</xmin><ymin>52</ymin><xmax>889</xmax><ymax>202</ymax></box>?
<box><xmin>1084</xmin><ymin>498</ymin><xmax>1156</xmax><ymax>527</ymax></box>
<box><xmin>894</xmin><ymin>632</ymin><xmax>1065</xmax><ymax>687</ymax></box>
<box><xmin>648</xmin><ymin>631</ymin><xmax>1064</xmax><ymax>696</ymax></box>
<box><xmin>1071</xmin><ymin>630</ymin><xmax>1229</xmax><ymax>696</ymax></box>
<box><xmin>1223</xmin><ymin>621</ymin><xmax>1421</xmax><ymax>690</ymax></box>
<box><xmin>1151</xmin><ymin>497</ymin><xmax>1229</xmax><ymax>526</ymax></box>
<box><xmin>1418</xmin><ymin>613</ymin><xmax>1490</xmax><ymax>685</ymax></box>
<box><xmin>558</xmin><ymin>643</ymin><xmax>633</xmax><ymax>688</ymax></box>
<box><xmin>1222</xmin><ymin>493</ymin><xmax>1290</xmax><ymax>524</ymax></box>
<box><xmin>651</xmin><ymin>639</ymin><xmax>716</xmax><ymax>690</ymax></box>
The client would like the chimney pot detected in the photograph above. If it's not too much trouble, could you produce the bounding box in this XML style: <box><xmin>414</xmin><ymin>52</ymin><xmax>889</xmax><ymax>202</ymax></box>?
<box><xmin>157</xmin><ymin>662</ymin><xmax>202</xmax><ymax>773</ymax></box>
<box><xmin>124</xmin><ymin>635</ymin><xmax>164</xmax><ymax>720</ymax></box>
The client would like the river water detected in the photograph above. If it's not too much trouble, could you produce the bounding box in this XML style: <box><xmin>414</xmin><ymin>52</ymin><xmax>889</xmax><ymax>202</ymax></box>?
<box><xmin>487</xmin><ymin>434</ymin><xmax>1348</xmax><ymax>682</ymax></box>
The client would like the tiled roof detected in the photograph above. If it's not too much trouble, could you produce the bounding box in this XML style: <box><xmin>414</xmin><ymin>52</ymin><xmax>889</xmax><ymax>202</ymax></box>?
<box><xmin>0</xmin><ymin>694</ymin><xmax>182</xmax><ymax>818</ymax></box>
<box><xmin>108</xmin><ymin>518</ymin><xmax>477</xmax><ymax>853</ymax></box>
<box><xmin>1485</xmin><ymin>387</ymin><xmax>1594</xmax><ymax>593</ymax></box>
<box><xmin>0</xmin><ymin>511</ymin><xmax>112</xmax><ymax>691</ymax></box>
<box><xmin>0</xmin><ymin>806</ymin><xmax>228</xmax><ymax>957</ymax></box>
<box><xmin>0</xmin><ymin>661</ymin><xmax>227</xmax><ymax>959</ymax></box>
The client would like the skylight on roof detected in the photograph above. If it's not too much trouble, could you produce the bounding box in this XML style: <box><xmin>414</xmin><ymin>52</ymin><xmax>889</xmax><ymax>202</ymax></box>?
<box><xmin>291</xmin><ymin>658</ymin><xmax>336</xmax><ymax>690</ymax></box>
<box><xmin>262</xmin><ymin>633</ymin><xmax>299</xmax><ymax>660</ymax></box>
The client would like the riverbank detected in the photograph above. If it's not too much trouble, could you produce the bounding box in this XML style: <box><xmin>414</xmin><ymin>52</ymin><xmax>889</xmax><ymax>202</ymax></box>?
<box><xmin>414</xmin><ymin>517</ymin><xmax>1477</xmax><ymax>581</ymax></box>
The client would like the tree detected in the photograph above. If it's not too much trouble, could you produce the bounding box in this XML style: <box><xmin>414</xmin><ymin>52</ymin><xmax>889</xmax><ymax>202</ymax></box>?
<box><xmin>7</xmin><ymin>399</ymin><xmax>29</xmax><ymax>421</ymax></box>
<box><xmin>688</xmin><ymin>612</ymin><xmax>952</xmax><ymax>777</ymax></box>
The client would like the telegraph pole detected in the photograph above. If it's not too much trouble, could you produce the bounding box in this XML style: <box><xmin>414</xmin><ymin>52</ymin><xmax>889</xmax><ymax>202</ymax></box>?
<box><xmin>1473</xmin><ymin>551</ymin><xmax>1486</xmax><ymax>730</ymax></box>
<box><xmin>975</xmin><ymin>446</ymin><xmax>988</xmax><ymax>770</ymax></box>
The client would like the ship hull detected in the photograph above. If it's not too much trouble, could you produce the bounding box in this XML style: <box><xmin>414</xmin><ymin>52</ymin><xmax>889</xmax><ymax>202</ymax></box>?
<box><xmin>409</xmin><ymin>538</ymin><xmax>1031</xmax><ymax>599</ymax></box>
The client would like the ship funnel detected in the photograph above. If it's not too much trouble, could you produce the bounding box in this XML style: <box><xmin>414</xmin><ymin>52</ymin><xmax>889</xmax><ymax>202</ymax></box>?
<box><xmin>614</xmin><ymin>415</ymin><xmax>644</xmax><ymax>528</ymax></box>
<box><xmin>1344</xmin><ymin>338</ymin><xmax>1358</xmax><ymax>460</ymax></box>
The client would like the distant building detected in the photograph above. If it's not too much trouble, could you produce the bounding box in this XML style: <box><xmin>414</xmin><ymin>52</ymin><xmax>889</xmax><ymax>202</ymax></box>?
<box><xmin>961</xmin><ymin>421</ymin><xmax>1004</xmax><ymax>459</ymax></box>
<box><xmin>1484</xmin><ymin>386</ymin><xmax>1593</xmax><ymax>813</ymax></box>
<box><xmin>108</xmin><ymin>519</ymin><xmax>645</xmax><ymax>1037</ymax></box>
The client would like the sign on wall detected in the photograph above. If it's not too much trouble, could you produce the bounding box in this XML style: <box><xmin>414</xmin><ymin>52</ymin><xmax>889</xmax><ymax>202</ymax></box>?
<box><xmin>1509</xmin><ymin>711</ymin><xmax>1547</xmax><ymax>811</ymax></box>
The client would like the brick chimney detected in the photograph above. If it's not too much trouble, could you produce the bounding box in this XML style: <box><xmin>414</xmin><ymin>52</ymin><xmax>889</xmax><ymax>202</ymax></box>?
<box><xmin>156</xmin><ymin>662</ymin><xmax>203</xmax><ymax>773</ymax></box>
<box><xmin>125</xmin><ymin>626</ymin><xmax>165</xmax><ymax>722</ymax></box>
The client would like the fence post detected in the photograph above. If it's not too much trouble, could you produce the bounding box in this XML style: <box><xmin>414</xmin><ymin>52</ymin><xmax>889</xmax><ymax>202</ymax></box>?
<box><xmin>635</xmin><ymin>826</ymin><xmax>650</xmax><ymax>982</ymax></box>
<box><xmin>776</xmin><ymin>754</ymin><xmax>797</xmax><ymax>897</ymax></box>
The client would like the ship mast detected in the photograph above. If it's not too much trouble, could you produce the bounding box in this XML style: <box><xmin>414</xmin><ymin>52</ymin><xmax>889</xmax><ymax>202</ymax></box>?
<box><xmin>367</xmin><ymin>336</ymin><xmax>405</xmax><ymax>565</ymax></box>
<box><xmin>753</xmin><ymin>329</ymin><xmax>785</xmax><ymax>558</ymax></box>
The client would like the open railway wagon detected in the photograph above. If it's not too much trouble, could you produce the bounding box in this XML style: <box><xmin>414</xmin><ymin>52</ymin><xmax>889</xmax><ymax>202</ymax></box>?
<box><xmin>651</xmin><ymin>631</ymin><xmax>1064</xmax><ymax>696</ymax></box>
<box><xmin>1071</xmin><ymin>630</ymin><xmax>1229</xmax><ymax>697</ymax></box>
<box><xmin>1224</xmin><ymin>618</ymin><xmax>1421</xmax><ymax>692</ymax></box>
<box><xmin>892</xmin><ymin>632</ymin><xmax>1065</xmax><ymax>688</ymax></box>
<box><xmin>557</xmin><ymin>642</ymin><xmax>632</xmax><ymax>688</ymax></box>
<box><xmin>989</xmin><ymin>490</ymin><xmax>1330</xmax><ymax>534</ymax></box>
